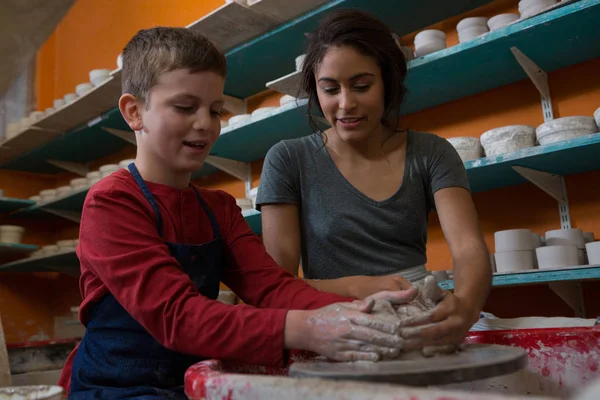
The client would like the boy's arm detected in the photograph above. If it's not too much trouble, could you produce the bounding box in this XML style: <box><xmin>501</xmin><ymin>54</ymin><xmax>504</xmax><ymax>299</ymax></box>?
<box><xmin>219</xmin><ymin>193</ymin><xmax>354</xmax><ymax>309</ymax></box>
<box><xmin>80</xmin><ymin>187</ymin><xmax>305</xmax><ymax>366</ymax></box>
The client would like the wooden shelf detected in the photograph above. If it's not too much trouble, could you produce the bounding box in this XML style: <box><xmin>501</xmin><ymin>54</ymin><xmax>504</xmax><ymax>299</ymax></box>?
<box><xmin>0</xmin><ymin>243</ymin><xmax>38</xmax><ymax>257</ymax></box>
<box><xmin>0</xmin><ymin>250</ymin><xmax>79</xmax><ymax>275</ymax></box>
<box><xmin>0</xmin><ymin>197</ymin><xmax>35</xmax><ymax>213</ymax></box>
<box><xmin>439</xmin><ymin>265</ymin><xmax>600</xmax><ymax>290</ymax></box>
<box><xmin>267</xmin><ymin>0</ymin><xmax>600</xmax><ymax>116</ymax></box>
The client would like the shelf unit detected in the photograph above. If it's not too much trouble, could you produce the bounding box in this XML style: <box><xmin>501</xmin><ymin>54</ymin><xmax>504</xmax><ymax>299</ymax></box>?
<box><xmin>0</xmin><ymin>197</ymin><xmax>35</xmax><ymax>213</ymax></box>
<box><xmin>0</xmin><ymin>251</ymin><xmax>79</xmax><ymax>276</ymax></box>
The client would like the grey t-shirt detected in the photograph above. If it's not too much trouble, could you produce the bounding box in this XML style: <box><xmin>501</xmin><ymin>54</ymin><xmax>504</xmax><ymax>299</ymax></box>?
<box><xmin>256</xmin><ymin>130</ymin><xmax>470</xmax><ymax>280</ymax></box>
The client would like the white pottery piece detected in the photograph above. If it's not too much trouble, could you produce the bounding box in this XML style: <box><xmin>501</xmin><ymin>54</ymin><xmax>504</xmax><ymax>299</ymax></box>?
<box><xmin>117</xmin><ymin>53</ymin><xmax>123</xmax><ymax>69</ymax></box>
<box><xmin>44</xmin><ymin>107</ymin><xmax>55</xmax><ymax>115</ymax></box>
<box><xmin>295</xmin><ymin>54</ymin><xmax>306</xmax><ymax>72</ymax></box>
<box><xmin>0</xmin><ymin>385</ymin><xmax>63</xmax><ymax>400</ymax></box>
<box><xmin>446</xmin><ymin>137</ymin><xmax>483</xmax><ymax>162</ymax></box>
<box><xmin>53</xmin><ymin>99</ymin><xmax>66</xmax><ymax>109</ymax></box>
<box><xmin>0</xmin><ymin>225</ymin><xmax>25</xmax><ymax>244</ymax></box>
<box><xmin>29</xmin><ymin>195</ymin><xmax>41</xmax><ymax>203</ymax></box>
<box><xmin>414</xmin><ymin>41</ymin><xmax>446</xmax><ymax>57</ymax></box>
<box><xmin>88</xmin><ymin>177</ymin><xmax>102</xmax><ymax>186</ymax></box>
<box><xmin>64</xmin><ymin>93</ymin><xmax>78</xmax><ymax>104</ymax></box>
<box><xmin>488</xmin><ymin>13</ymin><xmax>520</xmax><ymax>30</ymax></box>
<box><xmin>41</xmin><ymin>245</ymin><xmax>60</xmax><ymax>255</ymax></box>
<box><xmin>594</xmin><ymin>107</ymin><xmax>600</xmax><ymax>130</ymax></box>
<box><xmin>280</xmin><ymin>95</ymin><xmax>296</xmax><ymax>107</ymax></box>
<box><xmin>30</xmin><ymin>111</ymin><xmax>44</xmax><ymax>122</ymax></box>
<box><xmin>584</xmin><ymin>232</ymin><xmax>595</xmax><ymax>243</ymax></box>
<box><xmin>480</xmin><ymin>125</ymin><xmax>536</xmax><ymax>156</ymax></box>
<box><xmin>119</xmin><ymin>159</ymin><xmax>135</xmax><ymax>169</ymax></box>
<box><xmin>458</xmin><ymin>26</ymin><xmax>489</xmax><ymax>43</ymax></box>
<box><xmin>99</xmin><ymin>164</ymin><xmax>119</xmax><ymax>174</ymax></box>
<box><xmin>586</xmin><ymin>242</ymin><xmax>600</xmax><ymax>265</ymax></box>
<box><xmin>6</xmin><ymin>122</ymin><xmax>20</xmax><ymax>137</ymax></box>
<box><xmin>86</xmin><ymin>171</ymin><xmax>101</xmax><ymax>180</ymax></box>
<box><xmin>56</xmin><ymin>186</ymin><xmax>72</xmax><ymax>197</ymax></box>
<box><xmin>228</xmin><ymin>114</ymin><xmax>252</xmax><ymax>127</ymax></box>
<box><xmin>519</xmin><ymin>0</ymin><xmax>557</xmax><ymax>18</ymax></box>
<box><xmin>457</xmin><ymin>17</ymin><xmax>489</xmax><ymax>31</ymax></box>
<box><xmin>545</xmin><ymin>228</ymin><xmax>585</xmax><ymax>249</ymax></box>
<box><xmin>537</xmin><ymin>116</ymin><xmax>597</xmax><ymax>144</ymax></box>
<box><xmin>536</xmin><ymin>245</ymin><xmax>578</xmax><ymax>269</ymax></box>
<box><xmin>75</xmin><ymin>83</ymin><xmax>94</xmax><ymax>96</ymax></box>
<box><xmin>89</xmin><ymin>69</ymin><xmax>111</xmax><ymax>86</ymax></box>
<box><xmin>70</xmin><ymin>178</ymin><xmax>88</xmax><ymax>189</ymax></box>
<box><xmin>251</xmin><ymin>107</ymin><xmax>278</xmax><ymax>122</ymax></box>
<box><xmin>414</xmin><ymin>30</ymin><xmax>446</xmax><ymax>46</ymax></box>
<box><xmin>494</xmin><ymin>250</ymin><xmax>536</xmax><ymax>273</ymax></box>
<box><xmin>495</xmin><ymin>229</ymin><xmax>534</xmax><ymax>252</ymax></box>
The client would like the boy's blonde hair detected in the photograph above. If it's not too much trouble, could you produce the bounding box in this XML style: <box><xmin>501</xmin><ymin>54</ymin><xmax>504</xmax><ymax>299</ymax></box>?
<box><xmin>122</xmin><ymin>27</ymin><xmax>227</xmax><ymax>104</ymax></box>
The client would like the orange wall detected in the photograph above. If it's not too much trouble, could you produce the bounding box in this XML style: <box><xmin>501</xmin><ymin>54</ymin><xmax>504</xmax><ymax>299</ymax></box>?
<box><xmin>4</xmin><ymin>0</ymin><xmax>599</xmax><ymax>342</ymax></box>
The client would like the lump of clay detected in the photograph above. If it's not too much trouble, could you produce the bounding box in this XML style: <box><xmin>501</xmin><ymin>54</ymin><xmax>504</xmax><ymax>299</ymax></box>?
<box><xmin>371</xmin><ymin>276</ymin><xmax>458</xmax><ymax>359</ymax></box>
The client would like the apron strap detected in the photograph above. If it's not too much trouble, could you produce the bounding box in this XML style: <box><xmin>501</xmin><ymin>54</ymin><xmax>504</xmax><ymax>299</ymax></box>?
<box><xmin>190</xmin><ymin>186</ymin><xmax>222</xmax><ymax>240</ymax></box>
<box><xmin>128</xmin><ymin>163</ymin><xmax>164</xmax><ymax>237</ymax></box>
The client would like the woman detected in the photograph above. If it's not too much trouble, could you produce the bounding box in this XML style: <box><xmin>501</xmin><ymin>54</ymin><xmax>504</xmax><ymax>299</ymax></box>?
<box><xmin>257</xmin><ymin>10</ymin><xmax>491</xmax><ymax>347</ymax></box>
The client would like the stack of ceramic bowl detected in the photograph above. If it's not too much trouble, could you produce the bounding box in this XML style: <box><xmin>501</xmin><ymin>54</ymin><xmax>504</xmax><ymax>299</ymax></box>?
<box><xmin>295</xmin><ymin>54</ymin><xmax>306</xmax><ymax>72</ymax></box>
<box><xmin>519</xmin><ymin>0</ymin><xmax>557</xmax><ymax>19</ymax></box>
<box><xmin>56</xmin><ymin>185</ymin><xmax>73</xmax><ymax>199</ymax></box>
<box><xmin>457</xmin><ymin>17</ymin><xmax>489</xmax><ymax>43</ymax></box>
<box><xmin>413</xmin><ymin>30</ymin><xmax>446</xmax><ymax>57</ymax></box>
<box><xmin>251</xmin><ymin>107</ymin><xmax>278</xmax><ymax>122</ymax></box>
<box><xmin>536</xmin><ymin>116</ymin><xmax>598</xmax><ymax>145</ymax></box>
<box><xmin>539</xmin><ymin>228</ymin><xmax>586</xmax><ymax>268</ymax></box>
<box><xmin>480</xmin><ymin>125</ymin><xmax>536</xmax><ymax>156</ymax></box>
<box><xmin>487</xmin><ymin>13</ymin><xmax>520</xmax><ymax>31</ymax></box>
<box><xmin>99</xmin><ymin>164</ymin><xmax>120</xmax><ymax>178</ymax></box>
<box><xmin>87</xmin><ymin>171</ymin><xmax>102</xmax><ymax>185</ymax></box>
<box><xmin>594</xmin><ymin>107</ymin><xmax>600</xmax><ymax>129</ymax></box>
<box><xmin>248</xmin><ymin>186</ymin><xmax>258</xmax><ymax>209</ymax></box>
<box><xmin>57</xmin><ymin>239</ymin><xmax>79</xmax><ymax>252</ymax></box>
<box><xmin>89</xmin><ymin>69</ymin><xmax>111</xmax><ymax>86</ymax></box>
<box><xmin>494</xmin><ymin>229</ymin><xmax>536</xmax><ymax>273</ymax></box>
<box><xmin>228</xmin><ymin>114</ymin><xmax>252</xmax><ymax>128</ymax></box>
<box><xmin>76</xmin><ymin>83</ymin><xmax>94</xmax><ymax>97</ymax></box>
<box><xmin>39</xmin><ymin>189</ymin><xmax>58</xmax><ymax>203</ymax></box>
<box><xmin>279</xmin><ymin>95</ymin><xmax>297</xmax><ymax>110</ymax></box>
<box><xmin>6</xmin><ymin>122</ymin><xmax>20</xmax><ymax>139</ymax></box>
<box><xmin>446</xmin><ymin>137</ymin><xmax>483</xmax><ymax>162</ymax></box>
<box><xmin>70</xmin><ymin>178</ymin><xmax>88</xmax><ymax>192</ymax></box>
<box><xmin>587</xmin><ymin>240</ymin><xmax>600</xmax><ymax>265</ymax></box>
<box><xmin>0</xmin><ymin>225</ymin><xmax>25</xmax><ymax>244</ymax></box>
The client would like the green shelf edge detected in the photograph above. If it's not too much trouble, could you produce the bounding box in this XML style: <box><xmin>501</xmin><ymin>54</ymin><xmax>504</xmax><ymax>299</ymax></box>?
<box><xmin>224</xmin><ymin>0</ymin><xmax>494</xmax><ymax>98</ymax></box>
<box><xmin>0</xmin><ymin>243</ymin><xmax>38</xmax><ymax>252</ymax></box>
<box><xmin>243</xmin><ymin>210</ymin><xmax>262</xmax><ymax>234</ymax></box>
<box><xmin>0</xmin><ymin>197</ymin><xmax>35</xmax><ymax>213</ymax></box>
<box><xmin>439</xmin><ymin>265</ymin><xmax>600</xmax><ymax>290</ymax></box>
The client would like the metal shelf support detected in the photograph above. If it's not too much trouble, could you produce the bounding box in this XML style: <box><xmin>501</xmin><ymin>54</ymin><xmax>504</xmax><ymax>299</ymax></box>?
<box><xmin>512</xmin><ymin>166</ymin><xmax>571</xmax><ymax>229</ymax></box>
<box><xmin>205</xmin><ymin>155</ymin><xmax>252</xmax><ymax>197</ymax></box>
<box><xmin>103</xmin><ymin>127</ymin><xmax>136</xmax><ymax>145</ymax></box>
<box><xmin>548</xmin><ymin>281</ymin><xmax>586</xmax><ymax>318</ymax></box>
<box><xmin>46</xmin><ymin>160</ymin><xmax>89</xmax><ymax>177</ymax></box>
<box><xmin>511</xmin><ymin>47</ymin><xmax>554</xmax><ymax>122</ymax></box>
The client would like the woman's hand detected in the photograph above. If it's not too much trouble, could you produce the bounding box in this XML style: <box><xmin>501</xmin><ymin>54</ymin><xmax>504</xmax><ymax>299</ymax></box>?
<box><xmin>348</xmin><ymin>274</ymin><xmax>414</xmax><ymax>300</ymax></box>
<box><xmin>399</xmin><ymin>292</ymin><xmax>480</xmax><ymax>347</ymax></box>
<box><xmin>285</xmin><ymin>296</ymin><xmax>416</xmax><ymax>362</ymax></box>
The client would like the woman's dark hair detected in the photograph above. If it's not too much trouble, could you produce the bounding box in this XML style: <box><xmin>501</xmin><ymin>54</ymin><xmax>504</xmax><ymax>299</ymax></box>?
<box><xmin>300</xmin><ymin>9</ymin><xmax>408</xmax><ymax>133</ymax></box>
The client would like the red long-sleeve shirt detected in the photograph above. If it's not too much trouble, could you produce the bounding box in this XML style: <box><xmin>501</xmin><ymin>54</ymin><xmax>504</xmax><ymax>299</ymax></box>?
<box><xmin>59</xmin><ymin>169</ymin><xmax>351</xmax><ymax>390</ymax></box>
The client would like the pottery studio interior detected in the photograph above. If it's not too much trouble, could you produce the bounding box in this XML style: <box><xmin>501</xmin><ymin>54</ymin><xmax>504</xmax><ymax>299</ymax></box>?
<box><xmin>0</xmin><ymin>0</ymin><xmax>600</xmax><ymax>399</ymax></box>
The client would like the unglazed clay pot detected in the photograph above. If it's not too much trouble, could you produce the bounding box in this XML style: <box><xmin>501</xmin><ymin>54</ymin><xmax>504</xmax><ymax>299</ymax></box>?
<box><xmin>586</xmin><ymin>242</ymin><xmax>600</xmax><ymax>265</ymax></box>
<box><xmin>495</xmin><ymin>250</ymin><xmax>536</xmax><ymax>273</ymax></box>
<box><xmin>536</xmin><ymin>245</ymin><xmax>578</xmax><ymax>269</ymax></box>
<box><xmin>545</xmin><ymin>228</ymin><xmax>585</xmax><ymax>249</ymax></box>
<box><xmin>495</xmin><ymin>229</ymin><xmax>534</xmax><ymax>252</ymax></box>
<box><xmin>480</xmin><ymin>125</ymin><xmax>536</xmax><ymax>156</ymax></box>
<box><xmin>446</xmin><ymin>137</ymin><xmax>483</xmax><ymax>162</ymax></box>
<box><xmin>536</xmin><ymin>116</ymin><xmax>597</xmax><ymax>145</ymax></box>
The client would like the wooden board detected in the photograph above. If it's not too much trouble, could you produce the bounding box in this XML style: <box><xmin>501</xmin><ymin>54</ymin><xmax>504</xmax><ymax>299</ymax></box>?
<box><xmin>187</xmin><ymin>2</ymin><xmax>280</xmax><ymax>51</ymax></box>
<box><xmin>35</xmin><ymin>75</ymin><xmax>122</xmax><ymax>133</ymax></box>
<box><xmin>246</xmin><ymin>0</ymin><xmax>329</xmax><ymax>22</ymax></box>
<box><xmin>266</xmin><ymin>70</ymin><xmax>306</xmax><ymax>98</ymax></box>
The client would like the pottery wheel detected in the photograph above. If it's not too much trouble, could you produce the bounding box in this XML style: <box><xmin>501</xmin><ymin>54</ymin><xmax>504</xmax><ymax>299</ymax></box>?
<box><xmin>289</xmin><ymin>344</ymin><xmax>527</xmax><ymax>386</ymax></box>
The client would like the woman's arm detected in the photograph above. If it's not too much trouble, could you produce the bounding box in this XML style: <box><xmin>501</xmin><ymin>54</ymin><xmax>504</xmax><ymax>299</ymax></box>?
<box><xmin>261</xmin><ymin>203</ymin><xmax>412</xmax><ymax>299</ymax></box>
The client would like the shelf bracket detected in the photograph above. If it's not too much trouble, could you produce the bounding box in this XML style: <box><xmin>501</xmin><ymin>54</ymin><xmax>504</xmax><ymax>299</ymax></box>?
<box><xmin>46</xmin><ymin>160</ymin><xmax>89</xmax><ymax>177</ymax></box>
<box><xmin>548</xmin><ymin>281</ymin><xmax>586</xmax><ymax>318</ymax></box>
<box><xmin>223</xmin><ymin>95</ymin><xmax>247</xmax><ymax>115</ymax></box>
<box><xmin>512</xmin><ymin>166</ymin><xmax>571</xmax><ymax>229</ymax></box>
<box><xmin>204</xmin><ymin>155</ymin><xmax>252</xmax><ymax>197</ymax></box>
<box><xmin>40</xmin><ymin>209</ymin><xmax>82</xmax><ymax>223</ymax></box>
<box><xmin>511</xmin><ymin>47</ymin><xmax>553</xmax><ymax>122</ymax></box>
<box><xmin>103</xmin><ymin>127</ymin><xmax>136</xmax><ymax>146</ymax></box>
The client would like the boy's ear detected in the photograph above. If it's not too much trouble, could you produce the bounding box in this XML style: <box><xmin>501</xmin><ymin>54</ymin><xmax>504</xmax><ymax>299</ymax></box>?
<box><xmin>119</xmin><ymin>94</ymin><xmax>143</xmax><ymax>131</ymax></box>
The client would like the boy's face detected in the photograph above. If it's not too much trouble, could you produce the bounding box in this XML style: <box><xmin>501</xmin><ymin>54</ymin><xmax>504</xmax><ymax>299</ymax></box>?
<box><xmin>138</xmin><ymin>68</ymin><xmax>225</xmax><ymax>174</ymax></box>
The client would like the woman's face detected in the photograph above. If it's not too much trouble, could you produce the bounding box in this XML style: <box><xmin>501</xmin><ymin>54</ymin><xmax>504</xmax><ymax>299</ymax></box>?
<box><xmin>315</xmin><ymin>45</ymin><xmax>386</xmax><ymax>144</ymax></box>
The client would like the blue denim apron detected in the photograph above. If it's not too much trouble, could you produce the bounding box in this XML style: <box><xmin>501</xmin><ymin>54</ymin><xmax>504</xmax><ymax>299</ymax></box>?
<box><xmin>69</xmin><ymin>163</ymin><xmax>224</xmax><ymax>399</ymax></box>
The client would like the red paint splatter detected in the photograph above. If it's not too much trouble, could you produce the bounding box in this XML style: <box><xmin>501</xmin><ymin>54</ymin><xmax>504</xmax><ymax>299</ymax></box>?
<box><xmin>541</xmin><ymin>367</ymin><xmax>550</xmax><ymax>377</ymax></box>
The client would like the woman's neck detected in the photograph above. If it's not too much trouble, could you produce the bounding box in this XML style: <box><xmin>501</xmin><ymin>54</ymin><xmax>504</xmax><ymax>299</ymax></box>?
<box><xmin>325</xmin><ymin>125</ymin><xmax>405</xmax><ymax>161</ymax></box>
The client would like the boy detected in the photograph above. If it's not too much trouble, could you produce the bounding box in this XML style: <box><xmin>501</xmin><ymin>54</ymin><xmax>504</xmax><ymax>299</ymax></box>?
<box><xmin>59</xmin><ymin>27</ymin><xmax>416</xmax><ymax>399</ymax></box>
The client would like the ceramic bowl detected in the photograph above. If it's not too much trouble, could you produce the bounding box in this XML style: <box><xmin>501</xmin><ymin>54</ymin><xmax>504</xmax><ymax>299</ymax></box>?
<box><xmin>251</xmin><ymin>107</ymin><xmax>278</xmax><ymax>122</ymax></box>
<box><xmin>519</xmin><ymin>0</ymin><xmax>557</xmax><ymax>18</ymax></box>
<box><xmin>86</xmin><ymin>171</ymin><xmax>102</xmax><ymax>179</ymax></box>
<box><xmin>545</xmin><ymin>228</ymin><xmax>585</xmax><ymax>249</ymax></box>
<box><xmin>89</xmin><ymin>69</ymin><xmax>111</xmax><ymax>86</ymax></box>
<box><xmin>56</xmin><ymin>186</ymin><xmax>72</xmax><ymax>197</ymax></box>
<box><xmin>99</xmin><ymin>164</ymin><xmax>119</xmax><ymax>173</ymax></box>
<box><xmin>414</xmin><ymin>41</ymin><xmax>446</xmax><ymax>57</ymax></box>
<box><xmin>536</xmin><ymin>117</ymin><xmax>597</xmax><ymax>143</ymax></box>
<box><xmin>117</xmin><ymin>53</ymin><xmax>123</xmax><ymax>69</ymax></box>
<box><xmin>228</xmin><ymin>114</ymin><xmax>252</xmax><ymax>127</ymax></box>
<box><xmin>42</xmin><ymin>245</ymin><xmax>60</xmax><ymax>255</ymax></box>
<box><xmin>594</xmin><ymin>107</ymin><xmax>600</xmax><ymax>130</ymax></box>
<box><xmin>53</xmin><ymin>99</ymin><xmax>66</xmax><ymax>109</ymax></box>
<box><xmin>30</xmin><ymin>111</ymin><xmax>44</xmax><ymax>122</ymax></box>
<box><xmin>488</xmin><ymin>13</ymin><xmax>520</xmax><ymax>30</ymax></box>
<box><xmin>70</xmin><ymin>178</ymin><xmax>88</xmax><ymax>188</ymax></box>
<box><xmin>280</xmin><ymin>95</ymin><xmax>296</xmax><ymax>107</ymax></box>
<box><xmin>0</xmin><ymin>225</ymin><xmax>25</xmax><ymax>244</ymax></box>
<box><xmin>44</xmin><ymin>107</ymin><xmax>55</xmax><ymax>115</ymax></box>
<box><xmin>64</xmin><ymin>93</ymin><xmax>78</xmax><ymax>104</ymax></box>
<box><xmin>446</xmin><ymin>137</ymin><xmax>483</xmax><ymax>162</ymax></box>
<box><xmin>586</xmin><ymin>242</ymin><xmax>600</xmax><ymax>265</ymax></box>
<box><xmin>495</xmin><ymin>229</ymin><xmax>534</xmax><ymax>252</ymax></box>
<box><xmin>414</xmin><ymin>30</ymin><xmax>446</xmax><ymax>46</ymax></box>
<box><xmin>536</xmin><ymin>245</ymin><xmax>578</xmax><ymax>269</ymax></box>
<box><xmin>480</xmin><ymin>125</ymin><xmax>536</xmax><ymax>156</ymax></box>
<box><xmin>457</xmin><ymin>17</ymin><xmax>489</xmax><ymax>32</ymax></box>
<box><xmin>494</xmin><ymin>250</ymin><xmax>536</xmax><ymax>273</ymax></box>
<box><xmin>75</xmin><ymin>83</ymin><xmax>94</xmax><ymax>96</ymax></box>
<box><xmin>458</xmin><ymin>26</ymin><xmax>489</xmax><ymax>43</ymax></box>
<box><xmin>29</xmin><ymin>195</ymin><xmax>41</xmax><ymax>203</ymax></box>
<box><xmin>295</xmin><ymin>54</ymin><xmax>306</xmax><ymax>72</ymax></box>
<box><xmin>0</xmin><ymin>385</ymin><xmax>63</xmax><ymax>400</ymax></box>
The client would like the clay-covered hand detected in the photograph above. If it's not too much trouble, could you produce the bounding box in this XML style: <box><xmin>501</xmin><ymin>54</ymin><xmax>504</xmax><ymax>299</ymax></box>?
<box><xmin>399</xmin><ymin>291</ymin><xmax>480</xmax><ymax>348</ymax></box>
<box><xmin>347</xmin><ymin>274</ymin><xmax>414</xmax><ymax>300</ymax></box>
<box><xmin>302</xmin><ymin>302</ymin><xmax>406</xmax><ymax>362</ymax></box>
